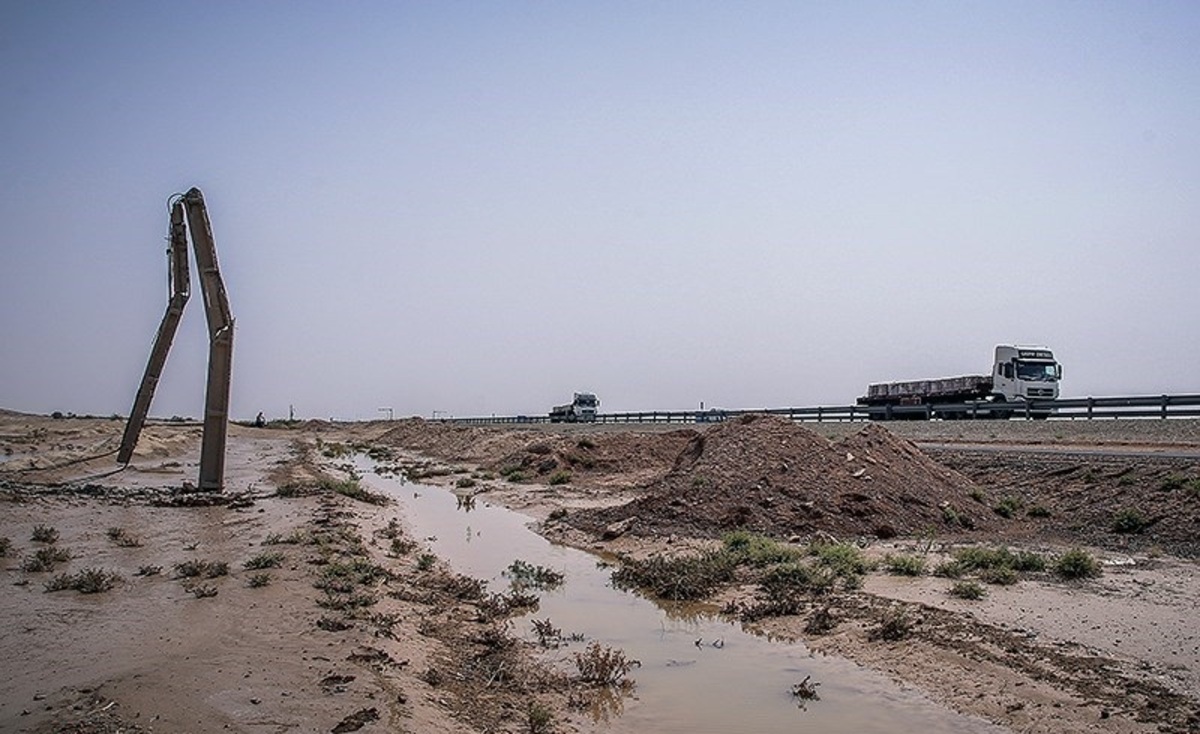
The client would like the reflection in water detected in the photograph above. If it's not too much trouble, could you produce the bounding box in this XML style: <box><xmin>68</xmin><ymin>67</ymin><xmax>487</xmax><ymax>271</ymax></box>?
<box><xmin>363</xmin><ymin>461</ymin><xmax>1007</xmax><ymax>734</ymax></box>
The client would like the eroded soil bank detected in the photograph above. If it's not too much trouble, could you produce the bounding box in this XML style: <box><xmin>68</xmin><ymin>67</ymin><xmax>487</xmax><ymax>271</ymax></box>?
<box><xmin>2</xmin><ymin>411</ymin><xmax>1199</xmax><ymax>733</ymax></box>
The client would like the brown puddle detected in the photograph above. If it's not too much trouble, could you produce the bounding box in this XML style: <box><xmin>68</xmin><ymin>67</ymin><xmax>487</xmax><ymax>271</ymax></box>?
<box><xmin>363</xmin><ymin>464</ymin><xmax>1007</xmax><ymax>733</ymax></box>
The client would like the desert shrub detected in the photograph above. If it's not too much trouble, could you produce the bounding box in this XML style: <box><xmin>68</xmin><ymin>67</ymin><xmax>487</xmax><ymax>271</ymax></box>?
<box><xmin>31</xmin><ymin>524</ymin><xmax>59</xmax><ymax>544</ymax></box>
<box><xmin>1111</xmin><ymin>508</ymin><xmax>1149</xmax><ymax>534</ymax></box>
<box><xmin>547</xmin><ymin>470</ymin><xmax>572</xmax><ymax>486</ymax></box>
<box><xmin>505</xmin><ymin>560</ymin><xmax>565</xmax><ymax>590</ymax></box>
<box><xmin>883</xmin><ymin>554</ymin><xmax>926</xmax><ymax>576</ymax></box>
<box><xmin>315</xmin><ymin>557</ymin><xmax>387</xmax><ymax>590</ymax></box>
<box><xmin>573</xmin><ymin>642</ymin><xmax>634</xmax><ymax>685</ymax></box>
<box><xmin>869</xmin><ymin>605</ymin><xmax>913</xmax><ymax>642</ymax></box>
<box><xmin>527</xmin><ymin>701</ymin><xmax>554</xmax><ymax>734</ymax></box>
<box><xmin>810</xmin><ymin>541</ymin><xmax>872</xmax><ymax>578</ymax></box>
<box><xmin>105</xmin><ymin>527</ymin><xmax>143</xmax><ymax>547</ymax></box>
<box><xmin>320</xmin><ymin>477</ymin><xmax>389</xmax><ymax>506</ymax></box>
<box><xmin>760</xmin><ymin>562</ymin><xmax>836</xmax><ymax>597</ymax></box>
<box><xmin>722</xmin><ymin>531</ymin><xmax>803</xmax><ymax>566</ymax></box>
<box><xmin>0</xmin><ymin>537</ymin><xmax>11</xmax><ymax>556</ymax></box>
<box><xmin>611</xmin><ymin>549</ymin><xmax>736</xmax><ymax>601</ymax></box>
<box><xmin>455</xmin><ymin>477</ymin><xmax>477</xmax><ymax>489</ymax></box>
<box><xmin>933</xmin><ymin>560</ymin><xmax>964</xmax><ymax>578</ymax></box>
<box><xmin>21</xmin><ymin>546</ymin><xmax>71</xmax><ymax>572</ymax></box>
<box><xmin>246</xmin><ymin>572</ymin><xmax>271</xmax><ymax>588</ymax></box>
<box><xmin>1055</xmin><ymin>548</ymin><xmax>1102</xmax><ymax>580</ymax></box>
<box><xmin>949</xmin><ymin>580</ymin><xmax>986</xmax><ymax>600</ymax></box>
<box><xmin>45</xmin><ymin>568</ymin><xmax>121</xmax><ymax>594</ymax></box>
<box><xmin>548</xmin><ymin>508</ymin><xmax>568</xmax><ymax>521</ymax></box>
<box><xmin>389</xmin><ymin>537</ymin><xmax>417</xmax><ymax>556</ymax></box>
<box><xmin>980</xmin><ymin>566</ymin><xmax>1018</xmax><ymax>585</ymax></box>
<box><xmin>416</xmin><ymin>553</ymin><xmax>437</xmax><ymax>571</ymax></box>
<box><xmin>531</xmin><ymin>618</ymin><xmax>562</xmax><ymax>648</ymax></box>
<box><xmin>1026</xmin><ymin>505</ymin><xmax>1052</xmax><ymax>518</ymax></box>
<box><xmin>174</xmin><ymin>559</ymin><xmax>229</xmax><ymax>579</ymax></box>
<box><xmin>243</xmin><ymin>551</ymin><xmax>285</xmax><ymax>570</ymax></box>
<box><xmin>575</xmin><ymin>438</ymin><xmax>596</xmax><ymax>450</ymax></box>
<box><xmin>264</xmin><ymin>529</ymin><xmax>308</xmax><ymax>545</ymax></box>
<box><xmin>1159</xmin><ymin>475</ymin><xmax>1187</xmax><ymax>491</ymax></box>
<box><xmin>503</xmin><ymin>470</ymin><xmax>528</xmax><ymax>483</ymax></box>
<box><xmin>317</xmin><ymin>589</ymin><xmax>377</xmax><ymax>609</ymax></box>
<box><xmin>135</xmin><ymin>565</ymin><xmax>162</xmax><ymax>576</ymax></box>
<box><xmin>992</xmin><ymin>497</ymin><xmax>1023</xmax><ymax>519</ymax></box>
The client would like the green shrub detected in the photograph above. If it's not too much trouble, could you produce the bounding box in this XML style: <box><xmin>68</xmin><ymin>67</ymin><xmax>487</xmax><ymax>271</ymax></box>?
<box><xmin>416</xmin><ymin>553</ymin><xmax>437</xmax><ymax>571</ymax></box>
<box><xmin>174</xmin><ymin>559</ymin><xmax>229</xmax><ymax>579</ymax></box>
<box><xmin>31</xmin><ymin>524</ymin><xmax>59</xmax><ymax>544</ymax></box>
<box><xmin>243</xmin><ymin>551</ymin><xmax>285</xmax><ymax>570</ymax></box>
<box><xmin>1111</xmin><ymin>508</ymin><xmax>1149</xmax><ymax>534</ymax></box>
<box><xmin>883</xmin><ymin>554</ymin><xmax>926</xmax><ymax>576</ymax></box>
<box><xmin>980</xmin><ymin>566</ymin><xmax>1018</xmax><ymax>585</ymax></box>
<box><xmin>44</xmin><ymin>568</ymin><xmax>120</xmax><ymax>594</ymax></box>
<box><xmin>455</xmin><ymin>477</ymin><xmax>477</xmax><ymax>489</ymax></box>
<box><xmin>611</xmin><ymin>550</ymin><xmax>737</xmax><ymax>601</ymax></box>
<box><xmin>319</xmin><ymin>477</ymin><xmax>389</xmax><ymax>506</ymax></box>
<box><xmin>933</xmin><ymin>560</ymin><xmax>964</xmax><ymax>578</ymax></box>
<box><xmin>722</xmin><ymin>531</ymin><xmax>802</xmax><ymax>566</ymax></box>
<box><xmin>810</xmin><ymin>541</ymin><xmax>872</xmax><ymax>578</ymax></box>
<box><xmin>869</xmin><ymin>605</ymin><xmax>913</xmax><ymax>642</ymax></box>
<box><xmin>1055</xmin><ymin>548</ymin><xmax>1102</xmax><ymax>580</ymax></box>
<box><xmin>992</xmin><ymin>497</ymin><xmax>1023</xmax><ymax>519</ymax></box>
<box><xmin>21</xmin><ymin>546</ymin><xmax>71</xmax><ymax>572</ymax></box>
<box><xmin>547</xmin><ymin>470</ymin><xmax>572</xmax><ymax>486</ymax></box>
<box><xmin>949</xmin><ymin>580</ymin><xmax>986</xmax><ymax>600</ymax></box>
<box><xmin>759</xmin><ymin>562</ymin><xmax>836</xmax><ymax>598</ymax></box>
<box><xmin>504</xmin><ymin>560</ymin><xmax>564</xmax><ymax>590</ymax></box>
<box><xmin>1159</xmin><ymin>475</ymin><xmax>1186</xmax><ymax>491</ymax></box>
<box><xmin>1026</xmin><ymin>505</ymin><xmax>1052</xmax><ymax>518</ymax></box>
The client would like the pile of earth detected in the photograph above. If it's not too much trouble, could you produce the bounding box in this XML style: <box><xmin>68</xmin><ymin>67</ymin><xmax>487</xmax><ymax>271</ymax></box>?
<box><xmin>568</xmin><ymin>414</ymin><xmax>997</xmax><ymax>540</ymax></box>
<box><xmin>482</xmin><ymin>430</ymin><xmax>697</xmax><ymax>488</ymax></box>
<box><xmin>376</xmin><ymin>419</ymin><xmax>697</xmax><ymax>488</ymax></box>
<box><xmin>377</xmin><ymin>419</ymin><xmax>536</xmax><ymax>466</ymax></box>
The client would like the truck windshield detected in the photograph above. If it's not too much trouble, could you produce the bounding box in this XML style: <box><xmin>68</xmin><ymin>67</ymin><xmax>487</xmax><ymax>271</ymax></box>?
<box><xmin>1016</xmin><ymin>361</ymin><xmax>1058</xmax><ymax>382</ymax></box>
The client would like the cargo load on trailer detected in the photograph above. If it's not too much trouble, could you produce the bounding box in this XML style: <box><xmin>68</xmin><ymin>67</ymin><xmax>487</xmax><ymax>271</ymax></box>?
<box><xmin>857</xmin><ymin>345</ymin><xmax>1061</xmax><ymax>420</ymax></box>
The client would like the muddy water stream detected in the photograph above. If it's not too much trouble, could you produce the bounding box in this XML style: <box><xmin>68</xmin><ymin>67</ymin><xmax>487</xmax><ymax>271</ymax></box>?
<box><xmin>364</xmin><ymin>468</ymin><xmax>1005</xmax><ymax>733</ymax></box>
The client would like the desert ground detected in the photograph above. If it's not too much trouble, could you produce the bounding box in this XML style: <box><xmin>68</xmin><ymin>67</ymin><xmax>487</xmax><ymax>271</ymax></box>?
<box><xmin>1</xmin><ymin>410</ymin><xmax>1198</xmax><ymax>733</ymax></box>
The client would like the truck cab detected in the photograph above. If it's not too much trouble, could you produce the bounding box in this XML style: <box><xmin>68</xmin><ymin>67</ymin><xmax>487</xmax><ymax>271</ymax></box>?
<box><xmin>991</xmin><ymin>345</ymin><xmax>1061</xmax><ymax>403</ymax></box>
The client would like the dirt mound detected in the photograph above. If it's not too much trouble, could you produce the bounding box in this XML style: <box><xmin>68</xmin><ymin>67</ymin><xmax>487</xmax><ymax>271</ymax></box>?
<box><xmin>376</xmin><ymin>419</ymin><xmax>696</xmax><ymax>488</ymax></box>
<box><xmin>376</xmin><ymin>419</ymin><xmax>534</xmax><ymax>465</ymax></box>
<box><xmin>571</xmin><ymin>414</ymin><xmax>992</xmax><ymax>540</ymax></box>
<box><xmin>485</xmin><ymin>430</ymin><xmax>697</xmax><ymax>487</ymax></box>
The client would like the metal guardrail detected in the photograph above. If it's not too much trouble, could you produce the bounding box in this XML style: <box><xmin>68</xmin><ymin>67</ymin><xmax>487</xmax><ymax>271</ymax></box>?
<box><xmin>441</xmin><ymin>394</ymin><xmax>1200</xmax><ymax>425</ymax></box>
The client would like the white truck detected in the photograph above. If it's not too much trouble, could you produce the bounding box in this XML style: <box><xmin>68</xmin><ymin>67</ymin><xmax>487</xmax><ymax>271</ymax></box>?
<box><xmin>549</xmin><ymin>392</ymin><xmax>599</xmax><ymax>423</ymax></box>
<box><xmin>857</xmin><ymin>345</ymin><xmax>1062</xmax><ymax>420</ymax></box>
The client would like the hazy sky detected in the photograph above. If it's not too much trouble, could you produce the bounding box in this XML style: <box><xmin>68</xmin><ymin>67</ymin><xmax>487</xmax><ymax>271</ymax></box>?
<box><xmin>2</xmin><ymin>2</ymin><xmax>1198</xmax><ymax>420</ymax></box>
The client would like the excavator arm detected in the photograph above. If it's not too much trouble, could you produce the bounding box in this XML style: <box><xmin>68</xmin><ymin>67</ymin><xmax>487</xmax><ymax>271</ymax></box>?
<box><xmin>117</xmin><ymin>188</ymin><xmax>233</xmax><ymax>490</ymax></box>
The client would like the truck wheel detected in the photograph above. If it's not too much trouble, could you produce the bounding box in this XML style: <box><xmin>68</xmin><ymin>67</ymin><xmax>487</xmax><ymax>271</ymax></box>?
<box><xmin>992</xmin><ymin>397</ymin><xmax>1013</xmax><ymax>420</ymax></box>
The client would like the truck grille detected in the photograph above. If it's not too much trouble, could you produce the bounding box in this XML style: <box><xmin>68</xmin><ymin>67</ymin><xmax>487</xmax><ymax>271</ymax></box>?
<box><xmin>1027</xmin><ymin>388</ymin><xmax>1055</xmax><ymax>397</ymax></box>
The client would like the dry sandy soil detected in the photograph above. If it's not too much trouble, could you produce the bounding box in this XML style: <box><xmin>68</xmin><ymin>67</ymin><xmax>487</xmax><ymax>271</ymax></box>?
<box><xmin>1</xmin><ymin>410</ymin><xmax>1198</xmax><ymax>733</ymax></box>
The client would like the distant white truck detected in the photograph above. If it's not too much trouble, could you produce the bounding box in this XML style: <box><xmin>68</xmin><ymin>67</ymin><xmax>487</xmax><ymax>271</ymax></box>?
<box><xmin>549</xmin><ymin>392</ymin><xmax>599</xmax><ymax>423</ymax></box>
<box><xmin>857</xmin><ymin>345</ymin><xmax>1062</xmax><ymax>420</ymax></box>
